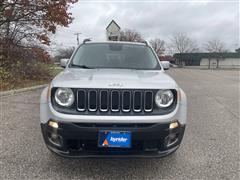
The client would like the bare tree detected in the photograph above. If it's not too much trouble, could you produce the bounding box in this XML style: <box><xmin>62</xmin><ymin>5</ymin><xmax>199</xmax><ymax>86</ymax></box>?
<box><xmin>204</xmin><ymin>39</ymin><xmax>227</xmax><ymax>53</ymax></box>
<box><xmin>149</xmin><ymin>38</ymin><xmax>165</xmax><ymax>58</ymax></box>
<box><xmin>55</xmin><ymin>47</ymin><xmax>75</xmax><ymax>62</ymax></box>
<box><xmin>119</xmin><ymin>29</ymin><xmax>143</xmax><ymax>42</ymax></box>
<box><xmin>204</xmin><ymin>39</ymin><xmax>228</xmax><ymax>68</ymax></box>
<box><xmin>170</xmin><ymin>32</ymin><xmax>199</xmax><ymax>53</ymax></box>
<box><xmin>169</xmin><ymin>32</ymin><xmax>198</xmax><ymax>67</ymax></box>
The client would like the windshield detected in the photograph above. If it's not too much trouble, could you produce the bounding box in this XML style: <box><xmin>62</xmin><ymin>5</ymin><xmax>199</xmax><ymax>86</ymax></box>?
<box><xmin>70</xmin><ymin>43</ymin><xmax>161</xmax><ymax>70</ymax></box>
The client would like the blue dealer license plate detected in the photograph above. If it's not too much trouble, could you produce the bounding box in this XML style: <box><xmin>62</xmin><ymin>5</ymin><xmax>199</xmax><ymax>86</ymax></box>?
<box><xmin>98</xmin><ymin>131</ymin><xmax>131</xmax><ymax>148</ymax></box>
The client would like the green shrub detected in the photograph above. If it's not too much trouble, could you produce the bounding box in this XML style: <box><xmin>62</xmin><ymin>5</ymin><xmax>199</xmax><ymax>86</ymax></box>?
<box><xmin>0</xmin><ymin>60</ymin><xmax>52</xmax><ymax>90</ymax></box>
<box><xmin>0</xmin><ymin>67</ymin><xmax>13</xmax><ymax>89</ymax></box>
<box><xmin>0</xmin><ymin>45</ymin><xmax>54</xmax><ymax>90</ymax></box>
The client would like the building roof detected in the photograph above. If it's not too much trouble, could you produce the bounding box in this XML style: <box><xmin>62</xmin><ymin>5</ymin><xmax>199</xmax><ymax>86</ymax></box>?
<box><xmin>106</xmin><ymin>20</ymin><xmax>121</xmax><ymax>31</ymax></box>
<box><xmin>173</xmin><ymin>52</ymin><xmax>240</xmax><ymax>60</ymax></box>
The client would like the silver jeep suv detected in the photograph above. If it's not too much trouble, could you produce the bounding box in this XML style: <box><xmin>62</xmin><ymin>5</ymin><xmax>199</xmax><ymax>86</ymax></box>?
<box><xmin>40</xmin><ymin>40</ymin><xmax>187</xmax><ymax>157</ymax></box>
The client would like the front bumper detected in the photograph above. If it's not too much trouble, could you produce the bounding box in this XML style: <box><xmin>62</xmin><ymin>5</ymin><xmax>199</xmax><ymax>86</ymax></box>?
<box><xmin>41</xmin><ymin>121</ymin><xmax>185</xmax><ymax>157</ymax></box>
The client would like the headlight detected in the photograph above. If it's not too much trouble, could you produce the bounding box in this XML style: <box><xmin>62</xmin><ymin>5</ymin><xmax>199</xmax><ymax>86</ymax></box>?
<box><xmin>54</xmin><ymin>88</ymin><xmax>74</xmax><ymax>107</ymax></box>
<box><xmin>155</xmin><ymin>89</ymin><xmax>174</xmax><ymax>108</ymax></box>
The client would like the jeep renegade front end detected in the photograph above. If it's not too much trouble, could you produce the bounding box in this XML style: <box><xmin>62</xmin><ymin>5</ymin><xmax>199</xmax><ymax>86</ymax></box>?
<box><xmin>40</xmin><ymin>40</ymin><xmax>187</xmax><ymax>157</ymax></box>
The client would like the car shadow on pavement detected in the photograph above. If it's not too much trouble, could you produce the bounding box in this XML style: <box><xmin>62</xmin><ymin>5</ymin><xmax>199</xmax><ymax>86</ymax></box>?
<box><xmin>44</xmin><ymin>151</ymin><xmax>179</xmax><ymax>179</ymax></box>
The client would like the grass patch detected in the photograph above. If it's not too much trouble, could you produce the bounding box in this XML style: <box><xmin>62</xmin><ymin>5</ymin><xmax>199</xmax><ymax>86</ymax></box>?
<box><xmin>0</xmin><ymin>63</ymin><xmax>63</xmax><ymax>91</ymax></box>
<box><xmin>50</xmin><ymin>67</ymin><xmax>63</xmax><ymax>76</ymax></box>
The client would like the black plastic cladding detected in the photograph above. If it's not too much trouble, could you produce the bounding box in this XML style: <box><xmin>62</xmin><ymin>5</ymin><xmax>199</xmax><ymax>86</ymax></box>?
<box><xmin>51</xmin><ymin>88</ymin><xmax>178</xmax><ymax>116</ymax></box>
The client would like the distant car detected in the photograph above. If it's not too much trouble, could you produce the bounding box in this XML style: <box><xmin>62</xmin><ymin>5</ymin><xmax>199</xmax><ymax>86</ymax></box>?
<box><xmin>40</xmin><ymin>40</ymin><xmax>187</xmax><ymax>157</ymax></box>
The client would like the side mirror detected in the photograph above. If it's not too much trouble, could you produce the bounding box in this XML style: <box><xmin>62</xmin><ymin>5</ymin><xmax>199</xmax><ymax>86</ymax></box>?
<box><xmin>161</xmin><ymin>61</ymin><xmax>170</xmax><ymax>70</ymax></box>
<box><xmin>60</xmin><ymin>58</ymin><xmax>69</xmax><ymax>68</ymax></box>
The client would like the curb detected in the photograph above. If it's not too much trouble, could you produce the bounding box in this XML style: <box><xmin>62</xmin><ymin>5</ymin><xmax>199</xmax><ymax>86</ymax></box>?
<box><xmin>0</xmin><ymin>84</ymin><xmax>48</xmax><ymax>97</ymax></box>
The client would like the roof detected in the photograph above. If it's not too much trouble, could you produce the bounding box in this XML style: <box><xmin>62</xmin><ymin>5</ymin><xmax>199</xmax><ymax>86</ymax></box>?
<box><xmin>174</xmin><ymin>52</ymin><xmax>240</xmax><ymax>60</ymax></box>
<box><xmin>106</xmin><ymin>20</ymin><xmax>121</xmax><ymax>31</ymax></box>
<box><xmin>84</xmin><ymin>40</ymin><xmax>146</xmax><ymax>46</ymax></box>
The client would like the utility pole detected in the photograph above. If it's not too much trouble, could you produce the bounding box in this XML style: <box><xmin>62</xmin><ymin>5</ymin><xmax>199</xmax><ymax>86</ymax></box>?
<box><xmin>74</xmin><ymin>33</ymin><xmax>82</xmax><ymax>45</ymax></box>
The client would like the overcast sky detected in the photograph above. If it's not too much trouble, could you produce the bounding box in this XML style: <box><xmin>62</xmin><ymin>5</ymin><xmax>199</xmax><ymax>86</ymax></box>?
<box><xmin>50</xmin><ymin>0</ymin><xmax>239</xmax><ymax>54</ymax></box>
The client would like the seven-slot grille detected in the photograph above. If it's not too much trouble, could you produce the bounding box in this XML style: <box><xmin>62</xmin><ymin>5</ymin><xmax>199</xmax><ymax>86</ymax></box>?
<box><xmin>77</xmin><ymin>89</ymin><xmax>153</xmax><ymax>113</ymax></box>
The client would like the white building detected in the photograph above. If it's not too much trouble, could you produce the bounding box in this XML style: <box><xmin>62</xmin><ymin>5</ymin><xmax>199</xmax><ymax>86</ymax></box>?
<box><xmin>106</xmin><ymin>20</ymin><xmax>121</xmax><ymax>41</ymax></box>
<box><xmin>200</xmin><ymin>57</ymin><xmax>240</xmax><ymax>69</ymax></box>
<box><xmin>174</xmin><ymin>53</ymin><xmax>240</xmax><ymax>69</ymax></box>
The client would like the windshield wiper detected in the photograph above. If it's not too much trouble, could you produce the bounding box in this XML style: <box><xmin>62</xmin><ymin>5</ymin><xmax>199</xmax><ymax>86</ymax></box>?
<box><xmin>71</xmin><ymin>64</ymin><xmax>93</xmax><ymax>69</ymax></box>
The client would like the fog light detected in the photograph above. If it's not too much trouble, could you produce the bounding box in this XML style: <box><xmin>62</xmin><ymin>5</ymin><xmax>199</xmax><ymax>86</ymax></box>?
<box><xmin>165</xmin><ymin>133</ymin><xmax>179</xmax><ymax>147</ymax></box>
<box><xmin>169</xmin><ymin>122</ymin><xmax>178</xmax><ymax>129</ymax></box>
<box><xmin>48</xmin><ymin>133</ymin><xmax>62</xmax><ymax>146</ymax></box>
<box><xmin>48</xmin><ymin>121</ymin><xmax>58</xmax><ymax>129</ymax></box>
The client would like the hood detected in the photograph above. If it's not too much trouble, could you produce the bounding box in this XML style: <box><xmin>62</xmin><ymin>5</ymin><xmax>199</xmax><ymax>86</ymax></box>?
<box><xmin>52</xmin><ymin>68</ymin><xmax>178</xmax><ymax>89</ymax></box>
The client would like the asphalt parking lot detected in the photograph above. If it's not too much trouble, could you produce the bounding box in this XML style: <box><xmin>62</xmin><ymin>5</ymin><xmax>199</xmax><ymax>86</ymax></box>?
<box><xmin>0</xmin><ymin>68</ymin><xmax>239</xmax><ymax>180</ymax></box>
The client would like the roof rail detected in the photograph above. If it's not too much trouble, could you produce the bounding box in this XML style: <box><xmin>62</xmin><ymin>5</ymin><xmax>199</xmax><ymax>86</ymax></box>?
<box><xmin>83</xmin><ymin>38</ymin><xmax>91</xmax><ymax>44</ymax></box>
<box><xmin>141</xmin><ymin>40</ymin><xmax>149</xmax><ymax>46</ymax></box>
